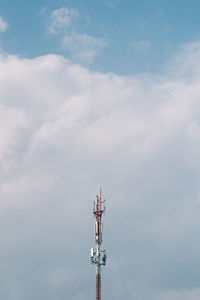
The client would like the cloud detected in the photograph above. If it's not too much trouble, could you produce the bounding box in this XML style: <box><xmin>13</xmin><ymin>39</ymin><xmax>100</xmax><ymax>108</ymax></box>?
<box><xmin>132</xmin><ymin>40</ymin><xmax>151</xmax><ymax>51</ymax></box>
<box><xmin>168</xmin><ymin>41</ymin><xmax>200</xmax><ymax>77</ymax></box>
<box><xmin>61</xmin><ymin>32</ymin><xmax>106</xmax><ymax>63</ymax></box>
<box><xmin>0</xmin><ymin>105</ymin><xmax>29</xmax><ymax>172</ymax></box>
<box><xmin>48</xmin><ymin>7</ymin><xmax>78</xmax><ymax>34</ymax></box>
<box><xmin>159</xmin><ymin>289</ymin><xmax>200</xmax><ymax>300</ymax></box>
<box><xmin>104</xmin><ymin>1</ymin><xmax>113</xmax><ymax>7</ymax></box>
<box><xmin>47</xmin><ymin>7</ymin><xmax>106</xmax><ymax>63</ymax></box>
<box><xmin>0</xmin><ymin>16</ymin><xmax>8</xmax><ymax>32</ymax></box>
<box><xmin>1</xmin><ymin>41</ymin><xmax>200</xmax><ymax>299</ymax></box>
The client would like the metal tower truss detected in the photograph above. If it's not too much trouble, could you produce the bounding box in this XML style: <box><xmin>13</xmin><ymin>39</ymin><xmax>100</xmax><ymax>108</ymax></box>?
<box><xmin>90</xmin><ymin>189</ymin><xmax>107</xmax><ymax>300</ymax></box>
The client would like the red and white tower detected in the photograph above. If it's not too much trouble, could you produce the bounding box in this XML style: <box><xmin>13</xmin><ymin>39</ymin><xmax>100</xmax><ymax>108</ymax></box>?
<box><xmin>90</xmin><ymin>189</ymin><xmax>107</xmax><ymax>300</ymax></box>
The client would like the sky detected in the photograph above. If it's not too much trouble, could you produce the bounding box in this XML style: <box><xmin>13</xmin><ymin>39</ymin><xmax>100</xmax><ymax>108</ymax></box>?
<box><xmin>1</xmin><ymin>0</ymin><xmax>200</xmax><ymax>73</ymax></box>
<box><xmin>1</xmin><ymin>1</ymin><xmax>200</xmax><ymax>300</ymax></box>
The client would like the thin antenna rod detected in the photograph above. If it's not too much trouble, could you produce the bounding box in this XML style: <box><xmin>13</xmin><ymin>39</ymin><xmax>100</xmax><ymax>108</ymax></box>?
<box><xmin>90</xmin><ymin>189</ymin><xmax>107</xmax><ymax>300</ymax></box>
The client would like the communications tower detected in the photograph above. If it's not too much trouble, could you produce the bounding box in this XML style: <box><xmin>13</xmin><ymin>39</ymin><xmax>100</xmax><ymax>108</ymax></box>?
<box><xmin>90</xmin><ymin>189</ymin><xmax>107</xmax><ymax>300</ymax></box>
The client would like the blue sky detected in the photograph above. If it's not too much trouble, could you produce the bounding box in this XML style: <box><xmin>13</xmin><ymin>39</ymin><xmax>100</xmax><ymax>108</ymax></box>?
<box><xmin>1</xmin><ymin>1</ymin><xmax>200</xmax><ymax>300</ymax></box>
<box><xmin>1</xmin><ymin>0</ymin><xmax>200</xmax><ymax>73</ymax></box>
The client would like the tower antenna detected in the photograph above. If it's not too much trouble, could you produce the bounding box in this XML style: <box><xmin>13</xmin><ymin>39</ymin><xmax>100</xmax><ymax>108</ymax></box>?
<box><xmin>90</xmin><ymin>189</ymin><xmax>107</xmax><ymax>300</ymax></box>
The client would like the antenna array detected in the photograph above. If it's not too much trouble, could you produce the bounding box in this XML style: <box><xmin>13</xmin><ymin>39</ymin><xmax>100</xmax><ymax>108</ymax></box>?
<box><xmin>90</xmin><ymin>189</ymin><xmax>107</xmax><ymax>300</ymax></box>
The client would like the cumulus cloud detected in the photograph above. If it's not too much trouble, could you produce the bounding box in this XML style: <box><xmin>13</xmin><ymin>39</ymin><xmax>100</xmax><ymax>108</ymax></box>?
<box><xmin>1</xmin><ymin>41</ymin><xmax>200</xmax><ymax>299</ymax></box>
<box><xmin>0</xmin><ymin>105</ymin><xmax>29</xmax><ymax>171</ymax></box>
<box><xmin>47</xmin><ymin>7</ymin><xmax>106</xmax><ymax>63</ymax></box>
<box><xmin>0</xmin><ymin>16</ymin><xmax>8</xmax><ymax>32</ymax></box>
<box><xmin>48</xmin><ymin>7</ymin><xmax>78</xmax><ymax>34</ymax></box>
<box><xmin>61</xmin><ymin>32</ymin><xmax>106</xmax><ymax>63</ymax></box>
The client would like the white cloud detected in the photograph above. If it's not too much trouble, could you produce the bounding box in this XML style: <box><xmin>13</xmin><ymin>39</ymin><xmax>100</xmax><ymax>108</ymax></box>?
<box><xmin>104</xmin><ymin>1</ymin><xmax>113</xmax><ymax>7</ymax></box>
<box><xmin>0</xmin><ymin>105</ymin><xmax>29</xmax><ymax>171</ymax></box>
<box><xmin>167</xmin><ymin>41</ymin><xmax>200</xmax><ymax>77</ymax></box>
<box><xmin>132</xmin><ymin>40</ymin><xmax>151</xmax><ymax>51</ymax></box>
<box><xmin>160</xmin><ymin>289</ymin><xmax>200</xmax><ymax>300</ymax></box>
<box><xmin>47</xmin><ymin>7</ymin><xmax>106</xmax><ymax>63</ymax></box>
<box><xmin>61</xmin><ymin>32</ymin><xmax>106</xmax><ymax>63</ymax></box>
<box><xmin>48</xmin><ymin>7</ymin><xmax>78</xmax><ymax>34</ymax></box>
<box><xmin>1</xmin><ymin>41</ymin><xmax>200</xmax><ymax>299</ymax></box>
<box><xmin>0</xmin><ymin>16</ymin><xmax>8</xmax><ymax>32</ymax></box>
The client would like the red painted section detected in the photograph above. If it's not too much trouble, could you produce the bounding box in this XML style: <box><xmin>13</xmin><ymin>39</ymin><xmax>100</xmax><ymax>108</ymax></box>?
<box><xmin>96</xmin><ymin>273</ymin><xmax>101</xmax><ymax>300</ymax></box>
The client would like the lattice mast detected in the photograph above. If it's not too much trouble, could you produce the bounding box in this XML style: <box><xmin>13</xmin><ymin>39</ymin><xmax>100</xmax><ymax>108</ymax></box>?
<box><xmin>90</xmin><ymin>189</ymin><xmax>107</xmax><ymax>300</ymax></box>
